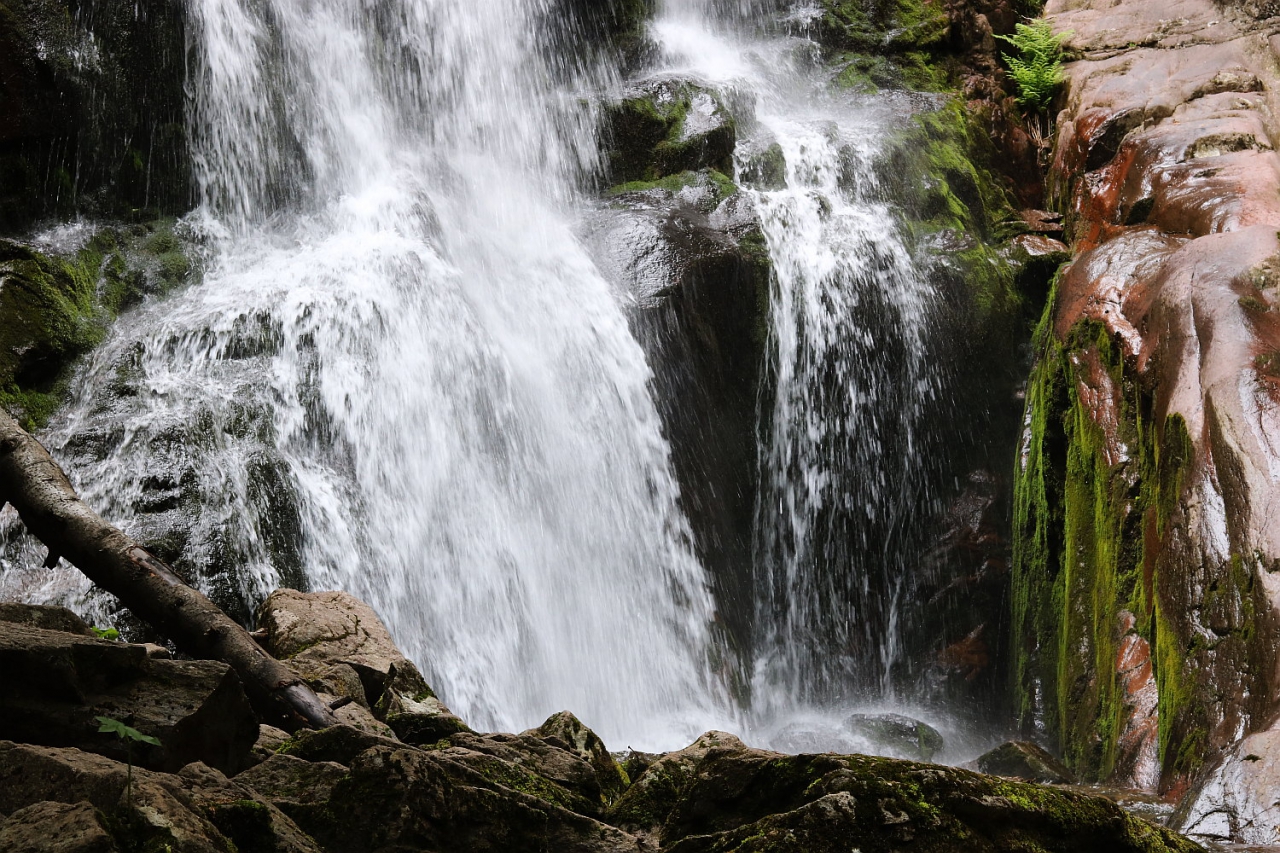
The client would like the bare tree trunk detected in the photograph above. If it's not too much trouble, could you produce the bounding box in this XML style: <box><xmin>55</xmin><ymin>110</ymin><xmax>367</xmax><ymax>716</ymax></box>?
<box><xmin>0</xmin><ymin>408</ymin><xmax>338</xmax><ymax>731</ymax></box>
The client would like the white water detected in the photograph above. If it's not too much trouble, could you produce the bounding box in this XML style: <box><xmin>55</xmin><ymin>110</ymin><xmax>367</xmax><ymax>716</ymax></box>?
<box><xmin>652</xmin><ymin>2</ymin><xmax>952</xmax><ymax>745</ymax></box>
<box><xmin>2</xmin><ymin>0</ymin><xmax>971</xmax><ymax>756</ymax></box>
<box><xmin>0</xmin><ymin>0</ymin><xmax>736</xmax><ymax>749</ymax></box>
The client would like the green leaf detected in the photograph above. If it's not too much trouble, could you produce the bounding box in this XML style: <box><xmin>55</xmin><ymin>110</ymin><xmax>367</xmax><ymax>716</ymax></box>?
<box><xmin>95</xmin><ymin>715</ymin><xmax>161</xmax><ymax>746</ymax></box>
<box><xmin>90</xmin><ymin>626</ymin><xmax>120</xmax><ymax>640</ymax></box>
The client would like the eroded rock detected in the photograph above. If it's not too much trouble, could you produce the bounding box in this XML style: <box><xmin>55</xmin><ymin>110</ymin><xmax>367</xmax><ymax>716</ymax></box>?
<box><xmin>970</xmin><ymin>741</ymin><xmax>1076</xmax><ymax>785</ymax></box>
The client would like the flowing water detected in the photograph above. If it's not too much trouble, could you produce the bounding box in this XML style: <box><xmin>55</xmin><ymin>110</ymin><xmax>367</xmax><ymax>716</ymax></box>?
<box><xmin>2</xmin><ymin>0</ymin><xmax>975</xmax><ymax>755</ymax></box>
<box><xmin>651</xmin><ymin>3</ymin><xmax>954</xmax><ymax>745</ymax></box>
<box><xmin>0</xmin><ymin>0</ymin><xmax>736</xmax><ymax>750</ymax></box>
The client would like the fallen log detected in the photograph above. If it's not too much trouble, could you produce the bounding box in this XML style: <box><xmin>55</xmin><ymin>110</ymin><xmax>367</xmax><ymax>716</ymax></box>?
<box><xmin>0</xmin><ymin>407</ymin><xmax>338</xmax><ymax>731</ymax></box>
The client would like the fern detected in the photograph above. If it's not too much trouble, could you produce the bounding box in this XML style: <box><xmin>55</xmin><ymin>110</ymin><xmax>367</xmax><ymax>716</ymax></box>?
<box><xmin>996</xmin><ymin>19</ymin><xmax>1072</xmax><ymax>112</ymax></box>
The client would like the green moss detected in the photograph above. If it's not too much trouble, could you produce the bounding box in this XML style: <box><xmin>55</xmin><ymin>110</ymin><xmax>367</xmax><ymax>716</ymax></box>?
<box><xmin>1011</xmin><ymin>299</ymin><xmax>1202</xmax><ymax>782</ymax></box>
<box><xmin>0</xmin><ymin>221</ymin><xmax>198</xmax><ymax>429</ymax></box>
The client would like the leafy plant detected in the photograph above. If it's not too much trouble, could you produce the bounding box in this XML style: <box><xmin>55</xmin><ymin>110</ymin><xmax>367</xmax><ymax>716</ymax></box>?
<box><xmin>96</xmin><ymin>715</ymin><xmax>160</xmax><ymax>807</ymax></box>
<box><xmin>90</xmin><ymin>626</ymin><xmax>120</xmax><ymax>640</ymax></box>
<box><xmin>996</xmin><ymin>19</ymin><xmax>1072</xmax><ymax>112</ymax></box>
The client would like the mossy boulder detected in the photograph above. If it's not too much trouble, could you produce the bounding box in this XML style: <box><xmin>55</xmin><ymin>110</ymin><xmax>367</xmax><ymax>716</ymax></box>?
<box><xmin>611</xmin><ymin>731</ymin><xmax>1202</xmax><ymax>852</ymax></box>
<box><xmin>603</xmin><ymin>78</ymin><xmax>737</xmax><ymax>185</ymax></box>
<box><xmin>0</xmin><ymin>222</ymin><xmax>195</xmax><ymax>429</ymax></box>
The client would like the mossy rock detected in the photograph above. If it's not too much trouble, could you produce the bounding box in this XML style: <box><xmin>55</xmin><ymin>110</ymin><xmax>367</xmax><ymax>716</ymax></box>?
<box><xmin>604</xmin><ymin>78</ymin><xmax>737</xmax><ymax>184</ymax></box>
<box><xmin>0</xmin><ymin>221</ymin><xmax>198</xmax><ymax>430</ymax></box>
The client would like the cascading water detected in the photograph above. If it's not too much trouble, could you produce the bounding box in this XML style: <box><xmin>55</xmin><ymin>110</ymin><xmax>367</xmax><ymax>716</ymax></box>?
<box><xmin>0</xmin><ymin>0</ymin><xmax>736</xmax><ymax>749</ymax></box>
<box><xmin>651</xmin><ymin>1</ymin><xmax>957</xmax><ymax>745</ymax></box>
<box><xmin>2</xmin><ymin>0</ymin><xmax>995</xmax><ymax>756</ymax></box>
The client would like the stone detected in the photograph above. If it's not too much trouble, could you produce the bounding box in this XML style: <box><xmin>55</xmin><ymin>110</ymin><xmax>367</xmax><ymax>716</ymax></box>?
<box><xmin>969</xmin><ymin>741</ymin><xmax>1076</xmax><ymax>784</ymax></box>
<box><xmin>1175</xmin><ymin>726</ymin><xmax>1280</xmax><ymax>844</ymax></box>
<box><xmin>382</xmin><ymin>691</ymin><xmax>471</xmax><ymax>744</ymax></box>
<box><xmin>0</xmin><ymin>602</ymin><xmax>94</xmax><ymax>636</ymax></box>
<box><xmin>1014</xmin><ymin>0</ymin><xmax>1280</xmax><ymax>798</ymax></box>
<box><xmin>0</xmin><ymin>621</ymin><xmax>258</xmax><ymax>775</ymax></box>
<box><xmin>0</xmin><ymin>741</ymin><xmax>321</xmax><ymax>853</ymax></box>
<box><xmin>0</xmin><ymin>801</ymin><xmax>119</xmax><ymax>853</ymax></box>
<box><xmin>842</xmin><ymin>712</ymin><xmax>945</xmax><ymax>762</ymax></box>
<box><xmin>603</xmin><ymin>77</ymin><xmax>737</xmax><ymax>184</ymax></box>
<box><xmin>529</xmin><ymin>711</ymin><xmax>630</xmax><ymax>804</ymax></box>
<box><xmin>249</xmin><ymin>725</ymin><xmax>291</xmax><ymax>766</ymax></box>
<box><xmin>611</xmin><ymin>730</ymin><xmax>1201</xmax><ymax>852</ymax></box>
<box><xmin>256</xmin><ymin>589</ymin><xmax>441</xmax><ymax>709</ymax></box>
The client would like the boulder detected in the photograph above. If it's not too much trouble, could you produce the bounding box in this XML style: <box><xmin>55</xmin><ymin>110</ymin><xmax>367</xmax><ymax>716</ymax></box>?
<box><xmin>584</xmin><ymin>186</ymin><xmax>769</xmax><ymax>660</ymax></box>
<box><xmin>1013</xmin><ymin>0</ymin><xmax>1280</xmax><ymax>797</ymax></box>
<box><xmin>603</xmin><ymin>78</ymin><xmax>737</xmax><ymax>184</ymax></box>
<box><xmin>256</xmin><ymin>588</ymin><xmax>470</xmax><ymax>738</ymax></box>
<box><xmin>842</xmin><ymin>712</ymin><xmax>944</xmax><ymax>762</ymax></box>
<box><xmin>970</xmin><ymin>741</ymin><xmax>1076</xmax><ymax>785</ymax></box>
<box><xmin>0</xmin><ymin>801</ymin><xmax>119</xmax><ymax>853</ymax></box>
<box><xmin>611</xmin><ymin>730</ymin><xmax>1201</xmax><ymax>852</ymax></box>
<box><xmin>0</xmin><ymin>741</ymin><xmax>320</xmax><ymax>853</ymax></box>
<box><xmin>0</xmin><ymin>621</ymin><xmax>258</xmax><ymax>775</ymax></box>
<box><xmin>0</xmin><ymin>602</ymin><xmax>94</xmax><ymax>636</ymax></box>
<box><xmin>247</xmin><ymin>739</ymin><xmax>644</xmax><ymax>852</ymax></box>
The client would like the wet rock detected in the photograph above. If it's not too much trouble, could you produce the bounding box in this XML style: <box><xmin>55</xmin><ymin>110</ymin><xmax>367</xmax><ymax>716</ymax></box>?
<box><xmin>1015</xmin><ymin>0</ymin><xmax>1280</xmax><ymax>798</ymax></box>
<box><xmin>0</xmin><ymin>621</ymin><xmax>258</xmax><ymax>775</ymax></box>
<box><xmin>1174</xmin><ymin>726</ymin><xmax>1280</xmax><ymax>844</ymax></box>
<box><xmin>584</xmin><ymin>187</ymin><xmax>769</xmax><ymax>663</ymax></box>
<box><xmin>970</xmin><ymin>741</ymin><xmax>1076</xmax><ymax>784</ymax></box>
<box><xmin>842</xmin><ymin>712</ymin><xmax>944</xmax><ymax>762</ymax></box>
<box><xmin>612</xmin><ymin>731</ymin><xmax>1201</xmax><ymax>852</ymax></box>
<box><xmin>249</xmin><ymin>725</ymin><xmax>291</xmax><ymax>766</ymax></box>
<box><xmin>0</xmin><ymin>0</ymin><xmax>191</xmax><ymax>230</ymax></box>
<box><xmin>603</xmin><ymin>77</ymin><xmax>737</xmax><ymax>184</ymax></box>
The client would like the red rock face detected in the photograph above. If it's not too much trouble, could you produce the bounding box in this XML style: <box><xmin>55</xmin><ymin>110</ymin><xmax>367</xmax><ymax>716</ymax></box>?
<box><xmin>1038</xmin><ymin>0</ymin><xmax>1280</xmax><ymax>800</ymax></box>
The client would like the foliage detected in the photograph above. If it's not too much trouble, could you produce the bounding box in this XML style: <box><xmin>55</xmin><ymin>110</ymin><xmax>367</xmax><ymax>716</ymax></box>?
<box><xmin>996</xmin><ymin>19</ymin><xmax>1072</xmax><ymax>112</ymax></box>
<box><xmin>91</xmin><ymin>626</ymin><xmax>121</xmax><ymax>640</ymax></box>
<box><xmin>96</xmin><ymin>715</ymin><xmax>160</xmax><ymax>807</ymax></box>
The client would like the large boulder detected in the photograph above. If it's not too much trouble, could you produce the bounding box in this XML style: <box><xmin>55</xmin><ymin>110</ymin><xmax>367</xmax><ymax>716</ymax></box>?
<box><xmin>584</xmin><ymin>181</ymin><xmax>769</xmax><ymax>661</ymax></box>
<box><xmin>970</xmin><ymin>741</ymin><xmax>1077</xmax><ymax>785</ymax></box>
<box><xmin>255</xmin><ymin>588</ymin><xmax>470</xmax><ymax>741</ymax></box>
<box><xmin>0</xmin><ymin>620</ymin><xmax>258</xmax><ymax>775</ymax></box>
<box><xmin>610</xmin><ymin>730</ymin><xmax>1201</xmax><ymax>852</ymax></box>
<box><xmin>603</xmin><ymin>78</ymin><xmax>737</xmax><ymax>185</ymax></box>
<box><xmin>1174</xmin><ymin>726</ymin><xmax>1280</xmax><ymax>844</ymax></box>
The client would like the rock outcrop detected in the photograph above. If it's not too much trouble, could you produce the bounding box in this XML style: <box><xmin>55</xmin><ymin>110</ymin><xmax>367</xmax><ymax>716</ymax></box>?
<box><xmin>1012</xmin><ymin>0</ymin><xmax>1280</xmax><ymax>820</ymax></box>
<box><xmin>0</xmin><ymin>0</ymin><xmax>191</xmax><ymax>231</ymax></box>
<box><xmin>0</xmin><ymin>589</ymin><xmax>1209</xmax><ymax>852</ymax></box>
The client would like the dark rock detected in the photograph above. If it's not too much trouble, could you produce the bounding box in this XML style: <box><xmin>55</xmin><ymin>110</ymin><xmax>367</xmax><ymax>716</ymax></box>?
<box><xmin>268</xmin><ymin>741</ymin><xmax>643</xmax><ymax>852</ymax></box>
<box><xmin>610</xmin><ymin>731</ymin><xmax>1202</xmax><ymax>852</ymax></box>
<box><xmin>0</xmin><ymin>602</ymin><xmax>93</xmax><ymax>636</ymax></box>
<box><xmin>971</xmin><ymin>741</ymin><xmax>1076</xmax><ymax>784</ymax></box>
<box><xmin>842</xmin><ymin>712</ymin><xmax>944</xmax><ymax>762</ymax></box>
<box><xmin>274</xmin><ymin>724</ymin><xmax>403</xmax><ymax>767</ymax></box>
<box><xmin>0</xmin><ymin>621</ymin><xmax>258</xmax><ymax>775</ymax></box>
<box><xmin>0</xmin><ymin>0</ymin><xmax>191</xmax><ymax>231</ymax></box>
<box><xmin>603</xmin><ymin>78</ymin><xmax>736</xmax><ymax>185</ymax></box>
<box><xmin>0</xmin><ymin>741</ymin><xmax>320</xmax><ymax>853</ymax></box>
<box><xmin>585</xmin><ymin>188</ymin><xmax>769</xmax><ymax>665</ymax></box>
<box><xmin>0</xmin><ymin>800</ymin><xmax>119</xmax><ymax>853</ymax></box>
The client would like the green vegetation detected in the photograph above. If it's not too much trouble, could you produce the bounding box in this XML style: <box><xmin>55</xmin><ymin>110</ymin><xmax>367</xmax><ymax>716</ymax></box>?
<box><xmin>996</xmin><ymin>19</ymin><xmax>1072</xmax><ymax>112</ymax></box>
<box><xmin>91</xmin><ymin>626</ymin><xmax>122</xmax><ymax>640</ymax></box>
<box><xmin>0</xmin><ymin>222</ymin><xmax>196</xmax><ymax>430</ymax></box>
<box><xmin>96</xmin><ymin>715</ymin><xmax>161</xmax><ymax>807</ymax></box>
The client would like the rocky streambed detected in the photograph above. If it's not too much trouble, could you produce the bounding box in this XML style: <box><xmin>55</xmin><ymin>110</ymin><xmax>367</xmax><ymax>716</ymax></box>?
<box><xmin>0</xmin><ymin>590</ymin><xmax>1205</xmax><ymax>853</ymax></box>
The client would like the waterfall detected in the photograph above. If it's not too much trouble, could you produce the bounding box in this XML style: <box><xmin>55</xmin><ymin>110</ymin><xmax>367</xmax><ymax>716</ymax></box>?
<box><xmin>651</xmin><ymin>2</ymin><xmax>951</xmax><ymax>735</ymax></box>
<box><xmin>0</xmin><ymin>0</ymin><xmax>735</xmax><ymax>749</ymax></box>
